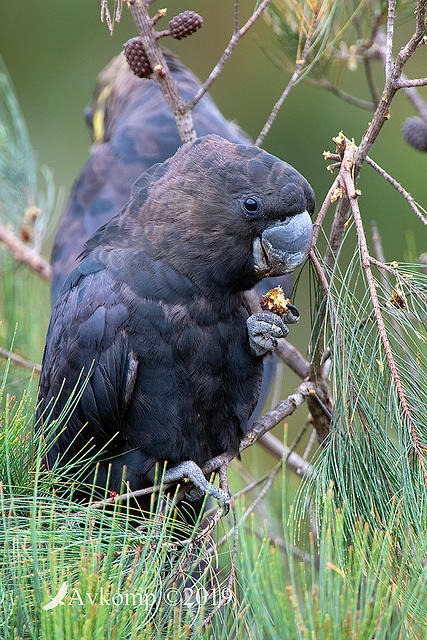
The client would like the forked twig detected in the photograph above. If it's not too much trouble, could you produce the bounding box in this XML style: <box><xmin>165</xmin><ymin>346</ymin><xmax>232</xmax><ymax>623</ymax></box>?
<box><xmin>127</xmin><ymin>0</ymin><xmax>196</xmax><ymax>143</ymax></box>
<box><xmin>357</xmin><ymin>1</ymin><xmax>427</xmax><ymax>170</ymax></box>
<box><xmin>323</xmin><ymin>1</ymin><xmax>427</xmax><ymax>266</ymax></box>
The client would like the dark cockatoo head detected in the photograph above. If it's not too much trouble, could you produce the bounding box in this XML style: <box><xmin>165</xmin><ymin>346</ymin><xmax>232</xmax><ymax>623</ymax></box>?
<box><xmin>113</xmin><ymin>134</ymin><xmax>315</xmax><ymax>293</ymax></box>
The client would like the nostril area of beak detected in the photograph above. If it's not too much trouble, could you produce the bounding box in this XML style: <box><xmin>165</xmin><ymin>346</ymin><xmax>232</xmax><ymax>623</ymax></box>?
<box><xmin>260</xmin><ymin>211</ymin><xmax>313</xmax><ymax>275</ymax></box>
<box><xmin>263</xmin><ymin>211</ymin><xmax>312</xmax><ymax>251</ymax></box>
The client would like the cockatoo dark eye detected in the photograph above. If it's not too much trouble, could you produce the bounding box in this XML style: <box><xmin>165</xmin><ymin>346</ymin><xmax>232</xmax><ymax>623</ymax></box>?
<box><xmin>243</xmin><ymin>197</ymin><xmax>259</xmax><ymax>213</ymax></box>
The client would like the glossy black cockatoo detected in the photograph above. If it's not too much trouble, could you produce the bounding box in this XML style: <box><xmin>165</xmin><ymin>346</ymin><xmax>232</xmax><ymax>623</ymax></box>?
<box><xmin>38</xmin><ymin>134</ymin><xmax>314</xmax><ymax>513</ymax></box>
<box><xmin>49</xmin><ymin>51</ymin><xmax>295</xmax><ymax>426</ymax></box>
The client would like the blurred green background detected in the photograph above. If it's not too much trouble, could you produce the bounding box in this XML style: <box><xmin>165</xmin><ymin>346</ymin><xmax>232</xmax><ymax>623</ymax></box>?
<box><xmin>1</xmin><ymin>0</ymin><xmax>425</xmax><ymax>257</ymax></box>
<box><xmin>0</xmin><ymin>1</ymin><xmax>425</xmax><ymax>487</ymax></box>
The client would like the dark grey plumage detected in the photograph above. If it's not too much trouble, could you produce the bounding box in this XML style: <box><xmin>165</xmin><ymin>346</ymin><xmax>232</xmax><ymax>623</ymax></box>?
<box><xmin>38</xmin><ymin>135</ymin><xmax>314</xmax><ymax>509</ymax></box>
<box><xmin>49</xmin><ymin>51</ymin><xmax>296</xmax><ymax>422</ymax></box>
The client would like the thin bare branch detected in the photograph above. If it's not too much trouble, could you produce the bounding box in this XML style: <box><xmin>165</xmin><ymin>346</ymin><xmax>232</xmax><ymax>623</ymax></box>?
<box><xmin>312</xmin><ymin>175</ymin><xmax>340</xmax><ymax>247</ymax></box>
<box><xmin>256</xmin><ymin>4</ymin><xmax>320</xmax><ymax>146</ymax></box>
<box><xmin>0</xmin><ymin>221</ymin><xmax>52</xmax><ymax>281</ymax></box>
<box><xmin>186</xmin><ymin>0</ymin><xmax>272</xmax><ymax>110</ymax></box>
<box><xmin>0</xmin><ymin>347</ymin><xmax>41</xmax><ymax>374</ymax></box>
<box><xmin>366</xmin><ymin>156</ymin><xmax>427</xmax><ymax>225</ymax></box>
<box><xmin>233</xmin><ymin>0</ymin><xmax>239</xmax><ymax>34</ymax></box>
<box><xmin>275</xmin><ymin>339</ymin><xmax>311</xmax><ymax>379</ymax></box>
<box><xmin>255</xmin><ymin>66</ymin><xmax>305</xmax><ymax>146</ymax></box>
<box><xmin>318</xmin><ymin>78</ymin><xmax>375</xmax><ymax>110</ymax></box>
<box><xmin>398</xmin><ymin>77</ymin><xmax>427</xmax><ymax>88</ymax></box>
<box><xmin>385</xmin><ymin>0</ymin><xmax>396</xmax><ymax>83</ymax></box>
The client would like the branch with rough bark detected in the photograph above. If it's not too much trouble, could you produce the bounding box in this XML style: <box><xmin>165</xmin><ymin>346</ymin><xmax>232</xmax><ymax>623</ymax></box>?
<box><xmin>0</xmin><ymin>220</ymin><xmax>52</xmax><ymax>281</ymax></box>
<box><xmin>340</xmin><ymin>145</ymin><xmax>427</xmax><ymax>484</ymax></box>
<box><xmin>126</xmin><ymin>0</ymin><xmax>195</xmax><ymax>143</ymax></box>
<box><xmin>0</xmin><ymin>347</ymin><xmax>41</xmax><ymax>374</ymax></box>
<box><xmin>124</xmin><ymin>0</ymin><xmax>273</xmax><ymax>143</ymax></box>
<box><xmin>312</xmin><ymin>129</ymin><xmax>427</xmax><ymax>484</ymax></box>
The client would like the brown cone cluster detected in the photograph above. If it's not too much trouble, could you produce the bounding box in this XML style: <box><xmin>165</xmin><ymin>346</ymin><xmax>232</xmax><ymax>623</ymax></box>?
<box><xmin>123</xmin><ymin>10</ymin><xmax>203</xmax><ymax>79</ymax></box>
<box><xmin>169</xmin><ymin>11</ymin><xmax>203</xmax><ymax>40</ymax></box>
<box><xmin>123</xmin><ymin>37</ymin><xmax>153</xmax><ymax>78</ymax></box>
